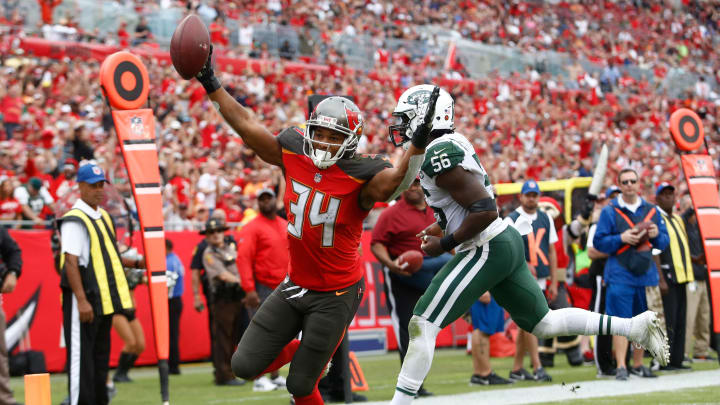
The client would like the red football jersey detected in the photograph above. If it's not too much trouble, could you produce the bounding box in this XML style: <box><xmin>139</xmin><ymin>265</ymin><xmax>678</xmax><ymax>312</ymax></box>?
<box><xmin>277</xmin><ymin>127</ymin><xmax>391</xmax><ymax>291</ymax></box>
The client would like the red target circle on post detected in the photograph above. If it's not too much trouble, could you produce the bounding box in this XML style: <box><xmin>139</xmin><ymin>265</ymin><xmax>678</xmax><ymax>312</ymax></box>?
<box><xmin>669</xmin><ymin>108</ymin><xmax>704</xmax><ymax>152</ymax></box>
<box><xmin>100</xmin><ymin>51</ymin><xmax>149</xmax><ymax>110</ymax></box>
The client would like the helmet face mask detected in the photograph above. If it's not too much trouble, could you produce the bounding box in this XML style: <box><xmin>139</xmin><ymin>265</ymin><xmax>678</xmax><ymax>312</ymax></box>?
<box><xmin>388</xmin><ymin>109</ymin><xmax>416</xmax><ymax>147</ymax></box>
<box><xmin>303</xmin><ymin>97</ymin><xmax>363</xmax><ymax>169</ymax></box>
<box><xmin>389</xmin><ymin>84</ymin><xmax>455</xmax><ymax>147</ymax></box>
<box><xmin>303</xmin><ymin>126</ymin><xmax>355</xmax><ymax>169</ymax></box>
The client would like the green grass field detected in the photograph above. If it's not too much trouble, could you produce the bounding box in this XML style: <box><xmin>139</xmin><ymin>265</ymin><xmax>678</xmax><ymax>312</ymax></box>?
<box><xmin>11</xmin><ymin>349</ymin><xmax>719</xmax><ymax>404</ymax></box>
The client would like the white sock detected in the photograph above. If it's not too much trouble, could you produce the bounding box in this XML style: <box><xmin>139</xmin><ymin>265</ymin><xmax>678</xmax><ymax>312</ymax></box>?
<box><xmin>391</xmin><ymin>389</ymin><xmax>415</xmax><ymax>405</ymax></box>
<box><xmin>531</xmin><ymin>308</ymin><xmax>631</xmax><ymax>339</ymax></box>
<box><xmin>391</xmin><ymin>316</ymin><xmax>441</xmax><ymax>405</ymax></box>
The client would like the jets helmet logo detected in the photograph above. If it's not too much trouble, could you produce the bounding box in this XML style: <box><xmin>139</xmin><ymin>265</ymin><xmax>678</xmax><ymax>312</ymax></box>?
<box><xmin>406</xmin><ymin>90</ymin><xmax>431</xmax><ymax>106</ymax></box>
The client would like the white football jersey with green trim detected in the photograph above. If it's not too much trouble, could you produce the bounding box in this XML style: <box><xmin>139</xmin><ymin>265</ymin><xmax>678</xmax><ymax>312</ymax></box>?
<box><xmin>419</xmin><ymin>132</ymin><xmax>507</xmax><ymax>251</ymax></box>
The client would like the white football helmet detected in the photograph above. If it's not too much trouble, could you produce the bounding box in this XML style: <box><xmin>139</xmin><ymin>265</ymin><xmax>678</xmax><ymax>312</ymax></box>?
<box><xmin>389</xmin><ymin>84</ymin><xmax>454</xmax><ymax>146</ymax></box>
<box><xmin>303</xmin><ymin>96</ymin><xmax>363</xmax><ymax>169</ymax></box>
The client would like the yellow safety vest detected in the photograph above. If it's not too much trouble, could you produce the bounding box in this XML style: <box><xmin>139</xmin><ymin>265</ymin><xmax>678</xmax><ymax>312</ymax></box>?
<box><xmin>60</xmin><ymin>207</ymin><xmax>133</xmax><ymax>315</ymax></box>
<box><xmin>660</xmin><ymin>212</ymin><xmax>695</xmax><ymax>284</ymax></box>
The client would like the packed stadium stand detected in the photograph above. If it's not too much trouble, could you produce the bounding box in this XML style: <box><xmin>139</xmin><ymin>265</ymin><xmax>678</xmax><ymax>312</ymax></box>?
<box><xmin>1</xmin><ymin>0</ymin><xmax>720</xmax><ymax>228</ymax></box>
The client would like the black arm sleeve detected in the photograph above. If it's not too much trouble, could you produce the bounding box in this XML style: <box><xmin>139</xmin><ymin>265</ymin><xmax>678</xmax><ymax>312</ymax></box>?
<box><xmin>0</xmin><ymin>228</ymin><xmax>22</xmax><ymax>277</ymax></box>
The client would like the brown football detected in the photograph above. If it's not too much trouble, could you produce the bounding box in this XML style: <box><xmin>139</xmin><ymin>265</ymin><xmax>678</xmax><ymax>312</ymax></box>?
<box><xmin>170</xmin><ymin>14</ymin><xmax>210</xmax><ymax>80</ymax></box>
<box><xmin>634</xmin><ymin>221</ymin><xmax>653</xmax><ymax>246</ymax></box>
<box><xmin>398</xmin><ymin>250</ymin><xmax>424</xmax><ymax>274</ymax></box>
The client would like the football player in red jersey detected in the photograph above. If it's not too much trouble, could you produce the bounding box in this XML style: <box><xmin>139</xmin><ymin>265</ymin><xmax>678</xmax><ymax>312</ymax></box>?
<box><xmin>190</xmin><ymin>48</ymin><xmax>437</xmax><ymax>405</ymax></box>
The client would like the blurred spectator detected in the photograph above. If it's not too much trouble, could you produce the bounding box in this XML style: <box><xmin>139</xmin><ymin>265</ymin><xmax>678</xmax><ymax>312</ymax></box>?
<box><xmin>695</xmin><ymin>76</ymin><xmax>711</xmax><ymax>100</ymax></box>
<box><xmin>0</xmin><ymin>179</ymin><xmax>21</xmax><ymax>225</ymax></box>
<box><xmin>235</xmin><ymin>188</ymin><xmax>288</xmax><ymax>392</ymax></box>
<box><xmin>600</xmin><ymin>61</ymin><xmax>621</xmax><ymax>93</ymax></box>
<box><xmin>165</xmin><ymin>202</ymin><xmax>193</xmax><ymax>231</ymax></box>
<box><xmin>279</xmin><ymin>40</ymin><xmax>294</xmax><ymax>60</ymax></box>
<box><xmin>193</xmin><ymin>205</ymin><xmax>209</xmax><ymax>230</ymax></box>
<box><xmin>507</xmin><ymin>180</ymin><xmax>554</xmax><ymax>382</ymax></box>
<box><xmin>237</xmin><ymin>20</ymin><xmax>254</xmax><ymax>55</ymax></box>
<box><xmin>209</xmin><ymin>16</ymin><xmax>229</xmax><ymax>48</ymax></box>
<box><xmin>117</xmin><ymin>20</ymin><xmax>130</xmax><ymax>48</ymax></box>
<box><xmin>655</xmin><ymin>183</ymin><xmax>693</xmax><ymax>370</ymax></box>
<box><xmin>468</xmin><ymin>293</ymin><xmax>512</xmax><ymax>386</ymax></box>
<box><xmin>14</xmin><ymin>177</ymin><xmax>54</xmax><ymax>226</ymax></box>
<box><xmin>586</xmin><ymin>187</ymin><xmax>620</xmax><ymax>378</ymax></box>
<box><xmin>166</xmin><ymin>238</ymin><xmax>184</xmax><ymax>375</ymax></box>
<box><xmin>1</xmin><ymin>84</ymin><xmax>22</xmax><ymax>140</ymax></box>
<box><xmin>593</xmin><ymin>168</ymin><xmax>669</xmax><ymax>381</ymax></box>
<box><xmin>50</xmin><ymin>159</ymin><xmax>78</xmax><ymax>200</ymax></box>
<box><xmin>196</xmin><ymin>160</ymin><xmax>228</xmax><ymax>211</ymax></box>
<box><xmin>133</xmin><ymin>16</ymin><xmax>152</xmax><ymax>46</ymax></box>
<box><xmin>38</xmin><ymin>0</ymin><xmax>63</xmax><ymax>25</ymax></box>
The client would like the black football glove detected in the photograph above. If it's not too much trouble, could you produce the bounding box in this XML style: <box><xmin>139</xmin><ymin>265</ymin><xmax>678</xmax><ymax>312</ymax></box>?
<box><xmin>411</xmin><ymin>86</ymin><xmax>440</xmax><ymax>149</ymax></box>
<box><xmin>196</xmin><ymin>45</ymin><xmax>221</xmax><ymax>94</ymax></box>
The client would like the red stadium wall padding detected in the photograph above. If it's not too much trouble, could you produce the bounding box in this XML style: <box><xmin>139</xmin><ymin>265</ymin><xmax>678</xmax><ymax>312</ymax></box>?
<box><xmin>3</xmin><ymin>230</ymin><xmax>513</xmax><ymax>373</ymax></box>
<box><xmin>13</xmin><ymin>37</ymin><xmax>327</xmax><ymax>75</ymax></box>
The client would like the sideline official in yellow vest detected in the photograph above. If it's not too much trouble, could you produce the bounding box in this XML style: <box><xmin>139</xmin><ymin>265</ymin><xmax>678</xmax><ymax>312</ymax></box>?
<box><xmin>59</xmin><ymin>163</ymin><xmax>146</xmax><ymax>405</ymax></box>
<box><xmin>655</xmin><ymin>183</ymin><xmax>693</xmax><ymax>370</ymax></box>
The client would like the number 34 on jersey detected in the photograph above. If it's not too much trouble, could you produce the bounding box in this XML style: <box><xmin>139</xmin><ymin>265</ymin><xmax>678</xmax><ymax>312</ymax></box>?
<box><xmin>287</xmin><ymin>179</ymin><xmax>341</xmax><ymax>247</ymax></box>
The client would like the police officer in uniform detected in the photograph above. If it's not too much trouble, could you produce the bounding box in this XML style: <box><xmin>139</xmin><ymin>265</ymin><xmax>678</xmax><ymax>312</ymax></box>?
<box><xmin>201</xmin><ymin>218</ymin><xmax>249</xmax><ymax>386</ymax></box>
<box><xmin>59</xmin><ymin>163</ymin><xmax>145</xmax><ymax>405</ymax></box>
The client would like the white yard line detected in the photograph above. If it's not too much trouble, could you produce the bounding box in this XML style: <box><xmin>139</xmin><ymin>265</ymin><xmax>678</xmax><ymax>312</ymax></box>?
<box><xmin>366</xmin><ymin>369</ymin><xmax>720</xmax><ymax>405</ymax></box>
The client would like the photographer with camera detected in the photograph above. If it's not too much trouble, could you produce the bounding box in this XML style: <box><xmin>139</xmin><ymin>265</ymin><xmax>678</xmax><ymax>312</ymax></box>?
<box><xmin>201</xmin><ymin>218</ymin><xmax>249</xmax><ymax>386</ymax></box>
<box><xmin>0</xmin><ymin>226</ymin><xmax>22</xmax><ymax>405</ymax></box>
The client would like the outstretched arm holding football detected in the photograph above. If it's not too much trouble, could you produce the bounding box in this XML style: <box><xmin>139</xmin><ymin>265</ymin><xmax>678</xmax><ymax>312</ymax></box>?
<box><xmin>195</xmin><ymin>47</ymin><xmax>283</xmax><ymax>167</ymax></box>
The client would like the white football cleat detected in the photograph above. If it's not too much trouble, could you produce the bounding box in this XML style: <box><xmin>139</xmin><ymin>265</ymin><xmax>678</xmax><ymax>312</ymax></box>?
<box><xmin>253</xmin><ymin>376</ymin><xmax>279</xmax><ymax>392</ymax></box>
<box><xmin>271</xmin><ymin>375</ymin><xmax>287</xmax><ymax>387</ymax></box>
<box><xmin>629</xmin><ymin>311</ymin><xmax>670</xmax><ymax>366</ymax></box>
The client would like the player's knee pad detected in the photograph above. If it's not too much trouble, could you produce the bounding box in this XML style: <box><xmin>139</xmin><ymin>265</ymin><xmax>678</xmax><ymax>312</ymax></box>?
<box><xmin>531</xmin><ymin>311</ymin><xmax>557</xmax><ymax>339</ymax></box>
<box><xmin>286</xmin><ymin>373</ymin><xmax>315</xmax><ymax>398</ymax></box>
<box><xmin>231</xmin><ymin>347</ymin><xmax>260</xmax><ymax>380</ymax></box>
<box><xmin>408</xmin><ymin>315</ymin><xmax>441</xmax><ymax>339</ymax></box>
<box><xmin>406</xmin><ymin>316</ymin><xmax>441</xmax><ymax>358</ymax></box>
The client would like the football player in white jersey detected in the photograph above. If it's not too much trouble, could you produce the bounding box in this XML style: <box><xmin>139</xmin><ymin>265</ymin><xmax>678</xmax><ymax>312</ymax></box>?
<box><xmin>387</xmin><ymin>85</ymin><xmax>670</xmax><ymax>404</ymax></box>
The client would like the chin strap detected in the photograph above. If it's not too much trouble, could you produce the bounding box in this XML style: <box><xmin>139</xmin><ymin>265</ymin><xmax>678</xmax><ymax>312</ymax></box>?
<box><xmin>385</xmin><ymin>152</ymin><xmax>425</xmax><ymax>203</ymax></box>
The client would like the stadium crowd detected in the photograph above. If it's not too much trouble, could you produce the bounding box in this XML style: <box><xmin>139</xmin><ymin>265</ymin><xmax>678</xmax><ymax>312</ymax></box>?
<box><xmin>0</xmin><ymin>2</ymin><xmax>718</xmax><ymax>403</ymax></box>
<box><xmin>0</xmin><ymin>0</ymin><xmax>720</xmax><ymax>231</ymax></box>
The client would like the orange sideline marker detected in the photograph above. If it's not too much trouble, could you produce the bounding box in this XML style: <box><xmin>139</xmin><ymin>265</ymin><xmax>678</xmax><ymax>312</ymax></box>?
<box><xmin>24</xmin><ymin>373</ymin><xmax>50</xmax><ymax>405</ymax></box>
